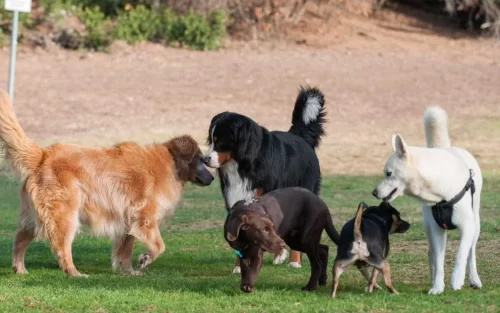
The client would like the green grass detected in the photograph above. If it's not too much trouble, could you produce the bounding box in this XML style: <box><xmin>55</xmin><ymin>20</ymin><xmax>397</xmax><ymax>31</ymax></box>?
<box><xmin>0</xmin><ymin>175</ymin><xmax>499</xmax><ymax>312</ymax></box>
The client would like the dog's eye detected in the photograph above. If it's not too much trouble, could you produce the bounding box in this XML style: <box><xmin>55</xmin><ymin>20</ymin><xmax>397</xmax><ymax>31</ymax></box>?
<box><xmin>386</xmin><ymin>171</ymin><xmax>392</xmax><ymax>177</ymax></box>
<box><xmin>263</xmin><ymin>227</ymin><xmax>270</xmax><ymax>234</ymax></box>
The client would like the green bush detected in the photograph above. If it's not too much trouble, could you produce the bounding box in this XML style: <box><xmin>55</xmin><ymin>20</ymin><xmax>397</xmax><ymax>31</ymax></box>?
<box><xmin>79</xmin><ymin>6</ymin><xmax>112</xmax><ymax>50</ymax></box>
<box><xmin>114</xmin><ymin>4</ymin><xmax>160</xmax><ymax>44</ymax></box>
<box><xmin>162</xmin><ymin>9</ymin><xmax>225</xmax><ymax>50</ymax></box>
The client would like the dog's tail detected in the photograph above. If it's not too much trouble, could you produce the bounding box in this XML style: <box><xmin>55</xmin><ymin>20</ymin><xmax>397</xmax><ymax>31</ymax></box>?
<box><xmin>353</xmin><ymin>202</ymin><xmax>366</xmax><ymax>242</ymax></box>
<box><xmin>325</xmin><ymin>214</ymin><xmax>340</xmax><ymax>245</ymax></box>
<box><xmin>0</xmin><ymin>90</ymin><xmax>43</xmax><ymax>176</ymax></box>
<box><xmin>288</xmin><ymin>87</ymin><xmax>326</xmax><ymax>149</ymax></box>
<box><xmin>423</xmin><ymin>106</ymin><xmax>451</xmax><ymax>148</ymax></box>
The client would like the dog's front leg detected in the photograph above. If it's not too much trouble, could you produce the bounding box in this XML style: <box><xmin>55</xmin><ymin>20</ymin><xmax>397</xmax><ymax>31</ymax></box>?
<box><xmin>422</xmin><ymin>205</ymin><xmax>447</xmax><ymax>295</ymax></box>
<box><xmin>129</xmin><ymin>208</ymin><xmax>166</xmax><ymax>270</ymax></box>
<box><xmin>112</xmin><ymin>235</ymin><xmax>140</xmax><ymax>275</ymax></box>
<box><xmin>451</xmin><ymin>206</ymin><xmax>476</xmax><ymax>291</ymax></box>
<box><xmin>240</xmin><ymin>248</ymin><xmax>264</xmax><ymax>293</ymax></box>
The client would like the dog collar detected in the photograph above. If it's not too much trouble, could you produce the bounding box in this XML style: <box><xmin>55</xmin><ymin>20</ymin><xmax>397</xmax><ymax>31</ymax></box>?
<box><xmin>234</xmin><ymin>249</ymin><xmax>243</xmax><ymax>258</ymax></box>
<box><xmin>365</xmin><ymin>214</ymin><xmax>387</xmax><ymax>226</ymax></box>
<box><xmin>431</xmin><ymin>169</ymin><xmax>475</xmax><ymax>230</ymax></box>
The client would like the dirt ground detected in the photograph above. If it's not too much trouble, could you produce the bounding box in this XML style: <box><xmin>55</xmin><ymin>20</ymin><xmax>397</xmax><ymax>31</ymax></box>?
<box><xmin>0</xmin><ymin>13</ymin><xmax>499</xmax><ymax>175</ymax></box>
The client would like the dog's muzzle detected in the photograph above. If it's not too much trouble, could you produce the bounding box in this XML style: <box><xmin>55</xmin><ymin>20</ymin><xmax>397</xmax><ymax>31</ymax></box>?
<box><xmin>194</xmin><ymin>159</ymin><xmax>214</xmax><ymax>186</ymax></box>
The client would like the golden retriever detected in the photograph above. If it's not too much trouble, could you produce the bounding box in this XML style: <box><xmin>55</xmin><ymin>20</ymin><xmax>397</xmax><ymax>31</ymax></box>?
<box><xmin>0</xmin><ymin>90</ymin><xmax>213</xmax><ymax>277</ymax></box>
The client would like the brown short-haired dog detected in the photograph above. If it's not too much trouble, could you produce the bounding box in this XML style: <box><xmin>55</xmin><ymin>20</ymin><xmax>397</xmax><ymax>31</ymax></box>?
<box><xmin>0</xmin><ymin>91</ymin><xmax>213</xmax><ymax>277</ymax></box>
<box><xmin>224</xmin><ymin>187</ymin><xmax>339</xmax><ymax>292</ymax></box>
<box><xmin>330</xmin><ymin>202</ymin><xmax>410</xmax><ymax>298</ymax></box>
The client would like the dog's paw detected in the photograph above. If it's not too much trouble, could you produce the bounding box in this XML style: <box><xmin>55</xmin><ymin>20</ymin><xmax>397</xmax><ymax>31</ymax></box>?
<box><xmin>127</xmin><ymin>270</ymin><xmax>142</xmax><ymax>276</ymax></box>
<box><xmin>138</xmin><ymin>253</ymin><xmax>152</xmax><ymax>269</ymax></box>
<box><xmin>240</xmin><ymin>284</ymin><xmax>254</xmax><ymax>293</ymax></box>
<box><xmin>469</xmin><ymin>275</ymin><xmax>482</xmax><ymax>289</ymax></box>
<box><xmin>365</xmin><ymin>283</ymin><xmax>382</xmax><ymax>293</ymax></box>
<box><xmin>319</xmin><ymin>277</ymin><xmax>327</xmax><ymax>286</ymax></box>
<box><xmin>13</xmin><ymin>266</ymin><xmax>28</xmax><ymax>275</ymax></box>
<box><xmin>232</xmin><ymin>266</ymin><xmax>241</xmax><ymax>274</ymax></box>
<box><xmin>450</xmin><ymin>272</ymin><xmax>465</xmax><ymax>291</ymax></box>
<box><xmin>288</xmin><ymin>261</ymin><xmax>302</xmax><ymax>269</ymax></box>
<box><xmin>428</xmin><ymin>283</ymin><xmax>445</xmax><ymax>295</ymax></box>
<box><xmin>273</xmin><ymin>249</ymin><xmax>288</xmax><ymax>265</ymax></box>
<box><xmin>301</xmin><ymin>285</ymin><xmax>317</xmax><ymax>292</ymax></box>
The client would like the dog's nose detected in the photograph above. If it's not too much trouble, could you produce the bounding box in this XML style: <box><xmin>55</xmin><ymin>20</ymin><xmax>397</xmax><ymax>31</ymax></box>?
<box><xmin>202</xmin><ymin>155</ymin><xmax>211</xmax><ymax>165</ymax></box>
<box><xmin>372</xmin><ymin>189</ymin><xmax>378</xmax><ymax>198</ymax></box>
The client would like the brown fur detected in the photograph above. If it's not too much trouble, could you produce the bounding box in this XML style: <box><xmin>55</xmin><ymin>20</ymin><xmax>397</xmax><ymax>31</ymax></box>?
<box><xmin>0</xmin><ymin>90</ymin><xmax>210</xmax><ymax>277</ymax></box>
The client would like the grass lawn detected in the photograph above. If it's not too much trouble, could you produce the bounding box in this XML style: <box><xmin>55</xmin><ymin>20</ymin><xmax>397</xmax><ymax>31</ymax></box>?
<box><xmin>0</xmin><ymin>175</ymin><xmax>498</xmax><ymax>313</ymax></box>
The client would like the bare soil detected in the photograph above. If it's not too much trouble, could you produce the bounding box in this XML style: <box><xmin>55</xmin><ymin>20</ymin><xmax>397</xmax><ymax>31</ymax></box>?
<box><xmin>0</xmin><ymin>13</ymin><xmax>499</xmax><ymax>175</ymax></box>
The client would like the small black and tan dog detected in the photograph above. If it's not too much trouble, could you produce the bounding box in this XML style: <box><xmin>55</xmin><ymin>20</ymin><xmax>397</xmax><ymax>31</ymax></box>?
<box><xmin>224</xmin><ymin>187</ymin><xmax>339</xmax><ymax>293</ymax></box>
<box><xmin>330</xmin><ymin>202</ymin><xmax>410</xmax><ymax>298</ymax></box>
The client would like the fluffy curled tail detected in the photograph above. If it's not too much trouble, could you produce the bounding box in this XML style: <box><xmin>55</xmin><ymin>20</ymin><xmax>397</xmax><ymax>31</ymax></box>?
<box><xmin>423</xmin><ymin>106</ymin><xmax>451</xmax><ymax>148</ymax></box>
<box><xmin>0</xmin><ymin>90</ymin><xmax>43</xmax><ymax>177</ymax></box>
<box><xmin>288</xmin><ymin>87</ymin><xmax>326</xmax><ymax>149</ymax></box>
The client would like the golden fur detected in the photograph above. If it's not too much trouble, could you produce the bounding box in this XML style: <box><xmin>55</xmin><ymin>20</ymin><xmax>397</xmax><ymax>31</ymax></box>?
<box><xmin>0</xmin><ymin>90</ymin><xmax>210</xmax><ymax>277</ymax></box>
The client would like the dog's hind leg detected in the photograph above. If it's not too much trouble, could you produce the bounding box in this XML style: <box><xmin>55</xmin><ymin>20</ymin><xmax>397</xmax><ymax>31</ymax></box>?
<box><xmin>467</xmin><ymin>197</ymin><xmax>482</xmax><ymax>289</ymax></box>
<box><xmin>357</xmin><ymin>264</ymin><xmax>382</xmax><ymax>291</ymax></box>
<box><xmin>44</xmin><ymin>202</ymin><xmax>85</xmax><ymax>277</ymax></box>
<box><xmin>12</xmin><ymin>185</ymin><xmax>36</xmax><ymax>274</ymax></box>
<box><xmin>379</xmin><ymin>260</ymin><xmax>398</xmax><ymax>294</ymax></box>
<box><xmin>450</xmin><ymin>203</ymin><xmax>476</xmax><ymax>291</ymax></box>
<box><xmin>303</xmin><ymin>245</ymin><xmax>323</xmax><ymax>291</ymax></box>
<box><xmin>12</xmin><ymin>228</ymin><xmax>35</xmax><ymax>274</ymax></box>
<box><xmin>112</xmin><ymin>234</ymin><xmax>139</xmax><ymax>275</ymax></box>
<box><xmin>329</xmin><ymin>259</ymin><xmax>355</xmax><ymax>298</ymax></box>
<box><xmin>422</xmin><ymin>205</ymin><xmax>447</xmax><ymax>295</ymax></box>
<box><xmin>366</xmin><ymin>267</ymin><xmax>380</xmax><ymax>293</ymax></box>
<box><xmin>318</xmin><ymin>244</ymin><xmax>329</xmax><ymax>286</ymax></box>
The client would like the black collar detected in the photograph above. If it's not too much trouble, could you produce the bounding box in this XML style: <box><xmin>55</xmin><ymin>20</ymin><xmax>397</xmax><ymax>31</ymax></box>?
<box><xmin>364</xmin><ymin>214</ymin><xmax>388</xmax><ymax>226</ymax></box>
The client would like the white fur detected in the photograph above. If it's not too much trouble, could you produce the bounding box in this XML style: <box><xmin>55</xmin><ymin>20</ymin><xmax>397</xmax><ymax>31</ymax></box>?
<box><xmin>288</xmin><ymin>261</ymin><xmax>302</xmax><ymax>269</ymax></box>
<box><xmin>302</xmin><ymin>96</ymin><xmax>321</xmax><ymax>125</ymax></box>
<box><xmin>374</xmin><ymin>106</ymin><xmax>482</xmax><ymax>295</ymax></box>
<box><xmin>424</xmin><ymin>106</ymin><xmax>451</xmax><ymax>148</ymax></box>
<box><xmin>232</xmin><ymin>266</ymin><xmax>241</xmax><ymax>274</ymax></box>
<box><xmin>205</xmin><ymin>125</ymin><xmax>221</xmax><ymax>168</ymax></box>
<box><xmin>273</xmin><ymin>248</ymin><xmax>288</xmax><ymax>265</ymax></box>
<box><xmin>220</xmin><ymin>160</ymin><xmax>256</xmax><ymax>208</ymax></box>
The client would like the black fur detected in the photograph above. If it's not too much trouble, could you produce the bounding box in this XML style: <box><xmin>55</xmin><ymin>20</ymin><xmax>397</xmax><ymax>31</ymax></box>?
<box><xmin>206</xmin><ymin>87</ymin><xmax>327</xmax><ymax>210</ymax></box>
<box><xmin>336</xmin><ymin>202</ymin><xmax>410</xmax><ymax>265</ymax></box>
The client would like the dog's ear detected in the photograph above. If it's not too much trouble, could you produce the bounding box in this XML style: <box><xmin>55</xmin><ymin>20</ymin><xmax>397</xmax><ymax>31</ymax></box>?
<box><xmin>392</xmin><ymin>134</ymin><xmax>408</xmax><ymax>157</ymax></box>
<box><xmin>358</xmin><ymin>202</ymin><xmax>368</xmax><ymax>211</ymax></box>
<box><xmin>226</xmin><ymin>215</ymin><xmax>249</xmax><ymax>242</ymax></box>
<box><xmin>233</xmin><ymin>119</ymin><xmax>262</xmax><ymax>172</ymax></box>
<box><xmin>395</xmin><ymin>220</ymin><xmax>411</xmax><ymax>233</ymax></box>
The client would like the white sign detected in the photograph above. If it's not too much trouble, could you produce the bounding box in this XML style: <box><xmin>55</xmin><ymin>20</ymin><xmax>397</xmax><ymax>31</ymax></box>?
<box><xmin>4</xmin><ymin>0</ymin><xmax>32</xmax><ymax>13</ymax></box>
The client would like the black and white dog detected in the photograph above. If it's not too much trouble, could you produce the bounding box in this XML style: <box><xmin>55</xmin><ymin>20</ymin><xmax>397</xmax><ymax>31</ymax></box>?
<box><xmin>203</xmin><ymin>87</ymin><xmax>327</xmax><ymax>272</ymax></box>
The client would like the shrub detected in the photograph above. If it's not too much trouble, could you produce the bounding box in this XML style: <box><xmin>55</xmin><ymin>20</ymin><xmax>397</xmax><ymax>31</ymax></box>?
<box><xmin>163</xmin><ymin>9</ymin><xmax>226</xmax><ymax>50</ymax></box>
<box><xmin>114</xmin><ymin>4</ymin><xmax>161</xmax><ymax>44</ymax></box>
<box><xmin>79</xmin><ymin>6</ymin><xmax>112</xmax><ymax>50</ymax></box>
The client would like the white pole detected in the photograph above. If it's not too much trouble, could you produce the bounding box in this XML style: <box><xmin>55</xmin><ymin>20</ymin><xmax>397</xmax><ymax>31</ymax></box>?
<box><xmin>7</xmin><ymin>10</ymin><xmax>19</xmax><ymax>103</ymax></box>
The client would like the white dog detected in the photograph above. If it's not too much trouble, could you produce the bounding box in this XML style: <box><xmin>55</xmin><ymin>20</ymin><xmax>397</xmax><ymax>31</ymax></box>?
<box><xmin>372</xmin><ymin>106</ymin><xmax>482</xmax><ymax>295</ymax></box>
